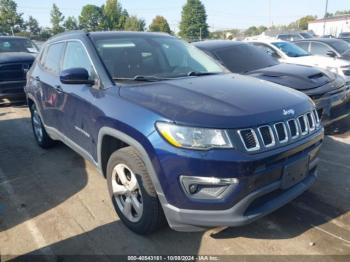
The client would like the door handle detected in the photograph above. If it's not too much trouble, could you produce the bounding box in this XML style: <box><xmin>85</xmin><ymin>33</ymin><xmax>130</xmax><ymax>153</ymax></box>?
<box><xmin>34</xmin><ymin>76</ymin><xmax>40</xmax><ymax>81</ymax></box>
<box><xmin>54</xmin><ymin>85</ymin><xmax>64</xmax><ymax>93</ymax></box>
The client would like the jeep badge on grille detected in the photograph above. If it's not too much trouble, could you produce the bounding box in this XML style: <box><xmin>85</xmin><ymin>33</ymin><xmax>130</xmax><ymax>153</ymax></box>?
<box><xmin>283</xmin><ymin>109</ymin><xmax>295</xmax><ymax>116</ymax></box>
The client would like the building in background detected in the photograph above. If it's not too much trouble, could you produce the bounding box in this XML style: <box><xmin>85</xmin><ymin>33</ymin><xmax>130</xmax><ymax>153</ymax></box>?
<box><xmin>308</xmin><ymin>15</ymin><xmax>350</xmax><ymax>37</ymax></box>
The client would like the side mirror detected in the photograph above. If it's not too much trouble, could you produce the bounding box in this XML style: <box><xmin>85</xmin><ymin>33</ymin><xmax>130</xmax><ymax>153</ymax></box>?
<box><xmin>60</xmin><ymin>68</ymin><xmax>95</xmax><ymax>85</ymax></box>
<box><xmin>326</xmin><ymin>50</ymin><xmax>337</xmax><ymax>58</ymax></box>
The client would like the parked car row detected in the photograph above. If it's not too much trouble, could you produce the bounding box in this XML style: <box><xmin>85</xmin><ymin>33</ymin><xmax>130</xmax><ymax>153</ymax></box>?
<box><xmin>194</xmin><ymin>40</ymin><xmax>350</xmax><ymax>126</ymax></box>
<box><xmin>0</xmin><ymin>36</ymin><xmax>38</xmax><ymax>105</ymax></box>
<box><xmin>1</xmin><ymin>31</ymin><xmax>349</xmax><ymax>235</ymax></box>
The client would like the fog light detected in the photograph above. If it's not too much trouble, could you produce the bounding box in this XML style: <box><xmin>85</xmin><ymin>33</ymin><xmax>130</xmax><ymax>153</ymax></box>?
<box><xmin>189</xmin><ymin>184</ymin><xmax>198</xmax><ymax>194</ymax></box>
<box><xmin>180</xmin><ymin>175</ymin><xmax>238</xmax><ymax>200</ymax></box>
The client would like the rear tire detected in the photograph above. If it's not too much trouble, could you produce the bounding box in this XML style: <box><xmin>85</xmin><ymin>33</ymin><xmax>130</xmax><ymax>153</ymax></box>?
<box><xmin>107</xmin><ymin>146</ymin><xmax>166</xmax><ymax>235</ymax></box>
<box><xmin>30</xmin><ymin>103</ymin><xmax>55</xmax><ymax>148</ymax></box>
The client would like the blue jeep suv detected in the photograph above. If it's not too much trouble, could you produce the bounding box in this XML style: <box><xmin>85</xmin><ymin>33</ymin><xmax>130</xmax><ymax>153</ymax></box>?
<box><xmin>25</xmin><ymin>31</ymin><xmax>324</xmax><ymax>234</ymax></box>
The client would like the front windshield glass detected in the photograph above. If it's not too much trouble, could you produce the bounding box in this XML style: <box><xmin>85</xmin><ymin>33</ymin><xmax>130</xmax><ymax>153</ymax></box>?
<box><xmin>214</xmin><ymin>44</ymin><xmax>279</xmax><ymax>73</ymax></box>
<box><xmin>91</xmin><ymin>34</ymin><xmax>224</xmax><ymax>80</ymax></box>
<box><xmin>272</xmin><ymin>41</ymin><xmax>310</xmax><ymax>57</ymax></box>
<box><xmin>0</xmin><ymin>38</ymin><xmax>39</xmax><ymax>53</ymax></box>
<box><xmin>329</xmin><ymin>40</ymin><xmax>350</xmax><ymax>54</ymax></box>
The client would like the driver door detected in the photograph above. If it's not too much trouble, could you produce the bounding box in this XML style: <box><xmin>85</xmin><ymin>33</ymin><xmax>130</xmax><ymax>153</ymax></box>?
<box><xmin>58</xmin><ymin>41</ymin><xmax>99</xmax><ymax>154</ymax></box>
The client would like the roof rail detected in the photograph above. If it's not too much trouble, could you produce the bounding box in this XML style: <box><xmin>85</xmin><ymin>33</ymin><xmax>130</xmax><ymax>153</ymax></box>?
<box><xmin>48</xmin><ymin>30</ymin><xmax>87</xmax><ymax>41</ymax></box>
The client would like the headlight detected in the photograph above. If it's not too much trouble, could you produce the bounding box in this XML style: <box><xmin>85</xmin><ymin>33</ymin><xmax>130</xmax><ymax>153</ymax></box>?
<box><xmin>326</xmin><ymin>66</ymin><xmax>339</xmax><ymax>74</ymax></box>
<box><xmin>156</xmin><ymin>122</ymin><xmax>233</xmax><ymax>150</ymax></box>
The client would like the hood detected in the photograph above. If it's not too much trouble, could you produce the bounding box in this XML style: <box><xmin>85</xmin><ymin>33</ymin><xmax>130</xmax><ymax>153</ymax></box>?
<box><xmin>120</xmin><ymin>74</ymin><xmax>313</xmax><ymax>129</ymax></box>
<box><xmin>247</xmin><ymin>63</ymin><xmax>335</xmax><ymax>90</ymax></box>
<box><xmin>285</xmin><ymin>55</ymin><xmax>350</xmax><ymax>68</ymax></box>
<box><xmin>0</xmin><ymin>52</ymin><xmax>36</xmax><ymax>64</ymax></box>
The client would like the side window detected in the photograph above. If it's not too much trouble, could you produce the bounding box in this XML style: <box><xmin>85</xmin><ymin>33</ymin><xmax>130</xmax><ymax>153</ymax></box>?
<box><xmin>62</xmin><ymin>41</ymin><xmax>95</xmax><ymax>79</ymax></box>
<box><xmin>41</xmin><ymin>42</ymin><xmax>65</xmax><ymax>75</ymax></box>
<box><xmin>253</xmin><ymin>43</ymin><xmax>280</xmax><ymax>58</ymax></box>
<box><xmin>310</xmin><ymin>42</ymin><xmax>331</xmax><ymax>56</ymax></box>
<box><xmin>296</xmin><ymin>42</ymin><xmax>310</xmax><ymax>51</ymax></box>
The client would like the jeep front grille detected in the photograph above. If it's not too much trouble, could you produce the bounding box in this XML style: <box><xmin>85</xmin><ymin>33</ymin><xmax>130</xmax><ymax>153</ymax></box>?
<box><xmin>238</xmin><ymin>110</ymin><xmax>320</xmax><ymax>152</ymax></box>
<box><xmin>238</xmin><ymin>129</ymin><xmax>260</xmax><ymax>151</ymax></box>
<box><xmin>258</xmin><ymin>126</ymin><xmax>275</xmax><ymax>147</ymax></box>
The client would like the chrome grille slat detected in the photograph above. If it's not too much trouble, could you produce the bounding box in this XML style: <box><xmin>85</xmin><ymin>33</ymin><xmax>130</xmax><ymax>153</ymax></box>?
<box><xmin>237</xmin><ymin>110</ymin><xmax>320</xmax><ymax>152</ymax></box>
<box><xmin>306</xmin><ymin>112</ymin><xmax>315</xmax><ymax>131</ymax></box>
<box><xmin>238</xmin><ymin>129</ymin><xmax>260</xmax><ymax>151</ymax></box>
<box><xmin>298</xmin><ymin>115</ymin><xmax>308</xmax><ymax>135</ymax></box>
<box><xmin>258</xmin><ymin>126</ymin><xmax>275</xmax><ymax>148</ymax></box>
<box><xmin>287</xmin><ymin>119</ymin><xmax>299</xmax><ymax>139</ymax></box>
<box><xmin>274</xmin><ymin>122</ymin><xmax>288</xmax><ymax>143</ymax></box>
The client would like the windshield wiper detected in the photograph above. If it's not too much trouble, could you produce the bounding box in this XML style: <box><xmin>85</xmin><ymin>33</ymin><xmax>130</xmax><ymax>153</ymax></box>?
<box><xmin>113</xmin><ymin>75</ymin><xmax>169</xmax><ymax>82</ymax></box>
<box><xmin>187</xmin><ymin>71</ymin><xmax>221</xmax><ymax>76</ymax></box>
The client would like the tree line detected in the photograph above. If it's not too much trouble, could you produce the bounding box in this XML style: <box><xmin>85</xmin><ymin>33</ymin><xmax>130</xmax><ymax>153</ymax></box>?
<box><xmin>0</xmin><ymin>0</ymin><xmax>173</xmax><ymax>40</ymax></box>
<box><xmin>0</xmin><ymin>0</ymin><xmax>349</xmax><ymax>41</ymax></box>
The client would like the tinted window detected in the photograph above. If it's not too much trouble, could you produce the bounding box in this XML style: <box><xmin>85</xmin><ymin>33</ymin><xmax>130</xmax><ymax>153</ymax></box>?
<box><xmin>278</xmin><ymin>34</ymin><xmax>303</xmax><ymax>41</ymax></box>
<box><xmin>42</xmin><ymin>42</ymin><xmax>65</xmax><ymax>75</ymax></box>
<box><xmin>272</xmin><ymin>42</ymin><xmax>310</xmax><ymax>57</ymax></box>
<box><xmin>295</xmin><ymin>42</ymin><xmax>309</xmax><ymax>51</ymax></box>
<box><xmin>300</xmin><ymin>32</ymin><xmax>312</xmax><ymax>39</ymax></box>
<box><xmin>62</xmin><ymin>41</ymin><xmax>94</xmax><ymax>78</ymax></box>
<box><xmin>91</xmin><ymin>35</ymin><xmax>223</xmax><ymax>79</ymax></box>
<box><xmin>340</xmin><ymin>32</ymin><xmax>350</xmax><ymax>38</ymax></box>
<box><xmin>310</xmin><ymin>42</ymin><xmax>332</xmax><ymax>56</ymax></box>
<box><xmin>277</xmin><ymin>35</ymin><xmax>291</xmax><ymax>41</ymax></box>
<box><xmin>0</xmin><ymin>38</ymin><xmax>39</xmax><ymax>53</ymax></box>
<box><xmin>252</xmin><ymin>43</ymin><xmax>280</xmax><ymax>58</ymax></box>
<box><xmin>328</xmin><ymin>39</ymin><xmax>350</xmax><ymax>54</ymax></box>
<box><xmin>214</xmin><ymin>44</ymin><xmax>279</xmax><ymax>73</ymax></box>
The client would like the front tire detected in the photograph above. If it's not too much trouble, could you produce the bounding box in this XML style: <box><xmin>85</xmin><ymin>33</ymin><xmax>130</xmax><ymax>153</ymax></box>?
<box><xmin>30</xmin><ymin>103</ymin><xmax>55</xmax><ymax>148</ymax></box>
<box><xmin>107</xmin><ymin>146</ymin><xmax>165</xmax><ymax>235</ymax></box>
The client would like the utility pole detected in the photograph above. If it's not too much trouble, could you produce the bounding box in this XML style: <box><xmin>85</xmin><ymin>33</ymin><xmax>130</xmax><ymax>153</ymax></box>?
<box><xmin>199</xmin><ymin>27</ymin><xmax>202</xmax><ymax>41</ymax></box>
<box><xmin>268</xmin><ymin>0</ymin><xmax>272</xmax><ymax>27</ymax></box>
<box><xmin>323</xmin><ymin>0</ymin><xmax>329</xmax><ymax>35</ymax></box>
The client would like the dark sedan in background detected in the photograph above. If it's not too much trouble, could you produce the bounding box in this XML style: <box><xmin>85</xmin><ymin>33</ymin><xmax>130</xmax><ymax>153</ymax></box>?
<box><xmin>194</xmin><ymin>40</ymin><xmax>350</xmax><ymax>126</ymax></box>
<box><xmin>339</xmin><ymin>32</ymin><xmax>350</xmax><ymax>44</ymax></box>
<box><xmin>0</xmin><ymin>36</ymin><xmax>38</xmax><ymax>105</ymax></box>
<box><xmin>294</xmin><ymin>38</ymin><xmax>350</xmax><ymax>61</ymax></box>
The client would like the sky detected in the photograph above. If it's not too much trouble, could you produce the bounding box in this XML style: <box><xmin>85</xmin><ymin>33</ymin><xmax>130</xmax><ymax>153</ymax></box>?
<box><xmin>16</xmin><ymin>0</ymin><xmax>350</xmax><ymax>32</ymax></box>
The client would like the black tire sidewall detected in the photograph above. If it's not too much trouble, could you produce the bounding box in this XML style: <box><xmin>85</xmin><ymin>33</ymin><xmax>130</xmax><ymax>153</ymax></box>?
<box><xmin>107</xmin><ymin>147</ymin><xmax>164</xmax><ymax>234</ymax></box>
<box><xmin>30</xmin><ymin>104</ymin><xmax>54</xmax><ymax>148</ymax></box>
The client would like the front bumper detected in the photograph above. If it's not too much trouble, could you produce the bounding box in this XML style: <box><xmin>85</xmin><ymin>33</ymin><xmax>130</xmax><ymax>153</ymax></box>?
<box><xmin>164</xmin><ymin>165</ymin><xmax>317</xmax><ymax>231</ymax></box>
<box><xmin>149</xmin><ymin>127</ymin><xmax>323</xmax><ymax>231</ymax></box>
<box><xmin>314</xmin><ymin>84</ymin><xmax>350</xmax><ymax>126</ymax></box>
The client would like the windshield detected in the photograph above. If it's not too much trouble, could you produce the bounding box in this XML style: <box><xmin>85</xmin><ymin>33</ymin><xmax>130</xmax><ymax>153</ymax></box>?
<box><xmin>214</xmin><ymin>44</ymin><xmax>279</xmax><ymax>73</ymax></box>
<box><xmin>272</xmin><ymin>41</ymin><xmax>310</xmax><ymax>57</ymax></box>
<box><xmin>91</xmin><ymin>35</ymin><xmax>224</xmax><ymax>80</ymax></box>
<box><xmin>328</xmin><ymin>40</ymin><xmax>350</xmax><ymax>54</ymax></box>
<box><xmin>0</xmin><ymin>38</ymin><xmax>39</xmax><ymax>53</ymax></box>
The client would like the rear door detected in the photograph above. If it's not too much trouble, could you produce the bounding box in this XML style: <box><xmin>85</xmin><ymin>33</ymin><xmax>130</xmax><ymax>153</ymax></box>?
<box><xmin>35</xmin><ymin>42</ymin><xmax>66</xmax><ymax>130</ymax></box>
<box><xmin>310</xmin><ymin>42</ymin><xmax>333</xmax><ymax>56</ymax></box>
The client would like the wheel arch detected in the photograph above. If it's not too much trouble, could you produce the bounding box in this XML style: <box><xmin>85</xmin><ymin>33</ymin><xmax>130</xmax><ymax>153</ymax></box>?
<box><xmin>97</xmin><ymin>127</ymin><xmax>166</xmax><ymax>203</ymax></box>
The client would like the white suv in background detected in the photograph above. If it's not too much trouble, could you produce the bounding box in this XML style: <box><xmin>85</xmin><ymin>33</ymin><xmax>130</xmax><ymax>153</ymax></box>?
<box><xmin>246</xmin><ymin>38</ymin><xmax>350</xmax><ymax>83</ymax></box>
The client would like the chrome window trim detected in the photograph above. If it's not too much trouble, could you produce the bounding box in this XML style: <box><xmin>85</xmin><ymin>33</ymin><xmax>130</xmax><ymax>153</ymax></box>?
<box><xmin>237</xmin><ymin>129</ymin><xmax>261</xmax><ymax>152</ymax></box>
<box><xmin>287</xmin><ymin>119</ymin><xmax>300</xmax><ymax>139</ymax></box>
<box><xmin>274</xmin><ymin>122</ymin><xmax>288</xmax><ymax>143</ymax></box>
<box><xmin>258</xmin><ymin>125</ymin><xmax>275</xmax><ymax>148</ymax></box>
